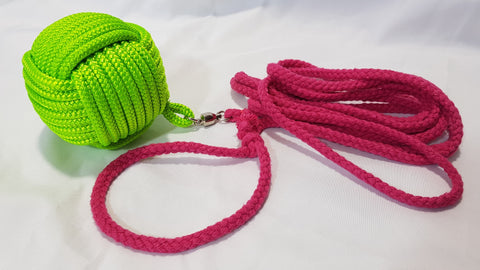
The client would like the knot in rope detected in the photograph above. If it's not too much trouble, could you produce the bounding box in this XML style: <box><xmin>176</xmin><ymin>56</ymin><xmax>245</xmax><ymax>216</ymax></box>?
<box><xmin>22</xmin><ymin>12</ymin><xmax>193</xmax><ymax>149</ymax></box>
<box><xmin>228</xmin><ymin>109</ymin><xmax>265</xmax><ymax>156</ymax></box>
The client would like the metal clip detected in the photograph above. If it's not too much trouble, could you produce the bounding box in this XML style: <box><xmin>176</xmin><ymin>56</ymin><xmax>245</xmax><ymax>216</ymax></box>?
<box><xmin>189</xmin><ymin>111</ymin><xmax>226</xmax><ymax>127</ymax></box>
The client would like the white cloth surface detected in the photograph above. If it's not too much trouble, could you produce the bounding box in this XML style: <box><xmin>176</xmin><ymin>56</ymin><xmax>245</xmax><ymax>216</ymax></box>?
<box><xmin>1</xmin><ymin>0</ymin><xmax>479</xmax><ymax>269</ymax></box>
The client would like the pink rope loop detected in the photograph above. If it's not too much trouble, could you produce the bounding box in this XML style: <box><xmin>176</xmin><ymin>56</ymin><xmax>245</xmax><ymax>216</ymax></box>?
<box><xmin>91</xmin><ymin>110</ymin><xmax>271</xmax><ymax>253</ymax></box>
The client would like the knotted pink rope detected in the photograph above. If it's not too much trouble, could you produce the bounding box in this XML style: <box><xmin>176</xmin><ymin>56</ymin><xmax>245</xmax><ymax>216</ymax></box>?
<box><xmin>91</xmin><ymin>59</ymin><xmax>463</xmax><ymax>253</ymax></box>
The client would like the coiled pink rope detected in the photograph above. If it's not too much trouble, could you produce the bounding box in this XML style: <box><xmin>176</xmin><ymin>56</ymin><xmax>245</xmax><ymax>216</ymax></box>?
<box><xmin>91</xmin><ymin>59</ymin><xmax>463</xmax><ymax>253</ymax></box>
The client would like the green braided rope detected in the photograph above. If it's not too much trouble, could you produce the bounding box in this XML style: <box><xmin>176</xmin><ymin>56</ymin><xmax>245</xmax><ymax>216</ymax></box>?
<box><xmin>22</xmin><ymin>12</ymin><xmax>194</xmax><ymax>149</ymax></box>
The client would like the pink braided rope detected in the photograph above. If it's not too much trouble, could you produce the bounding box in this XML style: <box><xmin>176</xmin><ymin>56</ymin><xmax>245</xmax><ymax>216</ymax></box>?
<box><xmin>91</xmin><ymin>59</ymin><xmax>463</xmax><ymax>253</ymax></box>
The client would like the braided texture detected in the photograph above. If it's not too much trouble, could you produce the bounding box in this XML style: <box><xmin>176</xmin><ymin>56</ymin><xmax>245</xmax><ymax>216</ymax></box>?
<box><xmin>91</xmin><ymin>59</ymin><xmax>463</xmax><ymax>253</ymax></box>
<box><xmin>22</xmin><ymin>13</ymin><xmax>193</xmax><ymax>149</ymax></box>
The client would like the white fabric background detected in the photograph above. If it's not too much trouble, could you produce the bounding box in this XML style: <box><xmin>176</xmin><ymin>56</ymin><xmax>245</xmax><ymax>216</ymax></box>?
<box><xmin>1</xmin><ymin>0</ymin><xmax>479</xmax><ymax>269</ymax></box>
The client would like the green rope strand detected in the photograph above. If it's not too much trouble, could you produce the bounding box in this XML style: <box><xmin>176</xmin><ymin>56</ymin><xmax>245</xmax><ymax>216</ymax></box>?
<box><xmin>22</xmin><ymin>12</ymin><xmax>194</xmax><ymax>149</ymax></box>
<box><xmin>163</xmin><ymin>102</ymin><xmax>195</xmax><ymax>127</ymax></box>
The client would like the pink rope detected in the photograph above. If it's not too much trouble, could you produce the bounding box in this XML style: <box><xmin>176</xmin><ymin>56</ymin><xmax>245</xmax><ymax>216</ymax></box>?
<box><xmin>91</xmin><ymin>59</ymin><xmax>463</xmax><ymax>253</ymax></box>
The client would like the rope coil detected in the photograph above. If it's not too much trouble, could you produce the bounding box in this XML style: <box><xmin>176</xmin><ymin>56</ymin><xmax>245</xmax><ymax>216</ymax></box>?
<box><xmin>233</xmin><ymin>59</ymin><xmax>463</xmax><ymax>208</ymax></box>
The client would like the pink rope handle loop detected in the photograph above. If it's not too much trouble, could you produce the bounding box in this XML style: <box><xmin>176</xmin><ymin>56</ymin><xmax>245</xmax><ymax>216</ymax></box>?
<box><xmin>91</xmin><ymin>110</ymin><xmax>271</xmax><ymax>253</ymax></box>
<box><xmin>91</xmin><ymin>59</ymin><xmax>463</xmax><ymax>253</ymax></box>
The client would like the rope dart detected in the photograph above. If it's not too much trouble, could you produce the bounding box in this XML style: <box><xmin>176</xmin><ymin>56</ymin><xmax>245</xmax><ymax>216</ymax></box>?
<box><xmin>23</xmin><ymin>13</ymin><xmax>464</xmax><ymax>253</ymax></box>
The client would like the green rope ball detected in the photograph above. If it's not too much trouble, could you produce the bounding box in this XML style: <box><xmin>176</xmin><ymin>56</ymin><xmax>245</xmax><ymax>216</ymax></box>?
<box><xmin>22</xmin><ymin>12</ymin><xmax>194</xmax><ymax>149</ymax></box>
